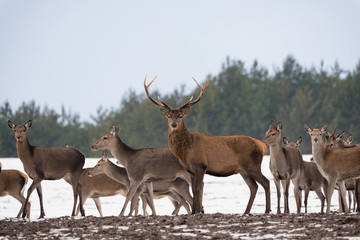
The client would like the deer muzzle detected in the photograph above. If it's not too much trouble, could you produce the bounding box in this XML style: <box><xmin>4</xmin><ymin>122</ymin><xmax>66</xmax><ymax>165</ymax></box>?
<box><xmin>171</xmin><ymin>122</ymin><xmax>178</xmax><ymax>128</ymax></box>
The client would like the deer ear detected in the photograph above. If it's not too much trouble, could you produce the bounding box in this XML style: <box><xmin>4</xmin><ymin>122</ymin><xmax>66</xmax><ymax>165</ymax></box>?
<box><xmin>102</xmin><ymin>150</ymin><xmax>108</xmax><ymax>160</ymax></box>
<box><xmin>347</xmin><ymin>134</ymin><xmax>353</xmax><ymax>144</ymax></box>
<box><xmin>277</xmin><ymin>122</ymin><xmax>283</xmax><ymax>131</ymax></box>
<box><xmin>8</xmin><ymin>120</ymin><xmax>16</xmax><ymax>130</ymax></box>
<box><xmin>269</xmin><ymin>120</ymin><xmax>276</xmax><ymax>129</ymax></box>
<box><xmin>297</xmin><ymin>136</ymin><xmax>302</xmax><ymax>145</ymax></box>
<box><xmin>283</xmin><ymin>137</ymin><xmax>289</xmax><ymax>145</ymax></box>
<box><xmin>25</xmin><ymin>120</ymin><xmax>32</xmax><ymax>130</ymax></box>
<box><xmin>337</xmin><ymin>131</ymin><xmax>345</xmax><ymax>139</ymax></box>
<box><xmin>181</xmin><ymin>107</ymin><xmax>190</xmax><ymax>117</ymax></box>
<box><xmin>160</xmin><ymin>109</ymin><xmax>169</xmax><ymax>118</ymax></box>
<box><xmin>110</xmin><ymin>125</ymin><xmax>119</xmax><ymax>135</ymax></box>
<box><xmin>321</xmin><ymin>124</ymin><xmax>328</xmax><ymax>134</ymax></box>
<box><xmin>304</xmin><ymin>124</ymin><xmax>312</xmax><ymax>133</ymax></box>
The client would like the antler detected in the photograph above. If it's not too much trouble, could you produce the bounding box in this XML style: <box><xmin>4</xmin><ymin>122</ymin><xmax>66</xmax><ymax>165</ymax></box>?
<box><xmin>144</xmin><ymin>76</ymin><xmax>172</xmax><ymax>110</ymax></box>
<box><xmin>178</xmin><ymin>77</ymin><xmax>209</xmax><ymax>110</ymax></box>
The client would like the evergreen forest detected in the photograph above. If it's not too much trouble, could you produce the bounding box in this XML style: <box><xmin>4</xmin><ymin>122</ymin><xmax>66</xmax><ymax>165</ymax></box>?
<box><xmin>1</xmin><ymin>55</ymin><xmax>359</xmax><ymax>157</ymax></box>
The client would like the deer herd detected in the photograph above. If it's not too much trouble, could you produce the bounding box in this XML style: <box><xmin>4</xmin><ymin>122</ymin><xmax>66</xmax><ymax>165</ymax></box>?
<box><xmin>1</xmin><ymin>76</ymin><xmax>359</xmax><ymax>219</ymax></box>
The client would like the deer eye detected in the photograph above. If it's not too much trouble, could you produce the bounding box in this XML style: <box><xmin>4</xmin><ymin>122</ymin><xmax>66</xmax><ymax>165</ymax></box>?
<box><xmin>103</xmin><ymin>137</ymin><xmax>107</xmax><ymax>140</ymax></box>
<box><xmin>179</xmin><ymin>115</ymin><xmax>183</xmax><ymax>118</ymax></box>
<box><xmin>272</xmin><ymin>133</ymin><xmax>276</xmax><ymax>136</ymax></box>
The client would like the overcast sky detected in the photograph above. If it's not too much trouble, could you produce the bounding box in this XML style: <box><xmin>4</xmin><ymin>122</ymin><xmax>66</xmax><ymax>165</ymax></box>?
<box><xmin>1</xmin><ymin>0</ymin><xmax>359</xmax><ymax>122</ymax></box>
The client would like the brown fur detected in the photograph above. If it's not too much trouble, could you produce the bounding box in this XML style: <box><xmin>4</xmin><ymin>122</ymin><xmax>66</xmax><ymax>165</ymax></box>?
<box><xmin>0</xmin><ymin>166</ymin><xmax>31</xmax><ymax>218</ymax></box>
<box><xmin>145</xmin><ymin>77</ymin><xmax>270</xmax><ymax>214</ymax></box>
<box><xmin>8</xmin><ymin>120</ymin><xmax>85</xmax><ymax>218</ymax></box>
<box><xmin>305</xmin><ymin>124</ymin><xmax>360</xmax><ymax>214</ymax></box>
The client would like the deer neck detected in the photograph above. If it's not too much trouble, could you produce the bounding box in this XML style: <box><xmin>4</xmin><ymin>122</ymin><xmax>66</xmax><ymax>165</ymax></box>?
<box><xmin>16</xmin><ymin>138</ymin><xmax>33</xmax><ymax>164</ymax></box>
<box><xmin>168</xmin><ymin>123</ymin><xmax>193</xmax><ymax>161</ymax></box>
<box><xmin>269</xmin><ymin>141</ymin><xmax>285</xmax><ymax>163</ymax></box>
<box><xmin>104</xmin><ymin>161</ymin><xmax>130</xmax><ymax>188</ymax></box>
<box><xmin>311</xmin><ymin>141</ymin><xmax>325</xmax><ymax>167</ymax></box>
<box><xmin>108</xmin><ymin>136</ymin><xmax>136</xmax><ymax>168</ymax></box>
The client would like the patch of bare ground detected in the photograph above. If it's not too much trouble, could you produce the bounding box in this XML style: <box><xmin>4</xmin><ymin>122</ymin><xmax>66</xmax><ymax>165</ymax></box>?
<box><xmin>0</xmin><ymin>213</ymin><xmax>359</xmax><ymax>239</ymax></box>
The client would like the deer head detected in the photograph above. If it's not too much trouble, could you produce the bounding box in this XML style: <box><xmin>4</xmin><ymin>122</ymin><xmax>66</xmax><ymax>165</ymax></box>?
<box><xmin>283</xmin><ymin>136</ymin><xmax>302</xmax><ymax>148</ymax></box>
<box><xmin>144</xmin><ymin>76</ymin><xmax>209</xmax><ymax>131</ymax></box>
<box><xmin>263</xmin><ymin>120</ymin><xmax>283</xmax><ymax>146</ymax></box>
<box><xmin>8</xmin><ymin>120</ymin><xmax>32</xmax><ymax>142</ymax></box>
<box><xmin>88</xmin><ymin>150</ymin><xmax>109</xmax><ymax>177</ymax></box>
<box><xmin>324</xmin><ymin>127</ymin><xmax>346</xmax><ymax>149</ymax></box>
<box><xmin>304</xmin><ymin>124</ymin><xmax>328</xmax><ymax>145</ymax></box>
<box><xmin>91</xmin><ymin>125</ymin><xmax>120</xmax><ymax>151</ymax></box>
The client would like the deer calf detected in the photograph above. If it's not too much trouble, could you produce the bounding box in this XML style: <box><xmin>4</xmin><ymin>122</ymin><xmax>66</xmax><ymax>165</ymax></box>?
<box><xmin>0</xmin><ymin>162</ymin><xmax>31</xmax><ymax>218</ymax></box>
<box><xmin>283</xmin><ymin>137</ymin><xmax>327</xmax><ymax>213</ymax></box>
<box><xmin>88</xmin><ymin>149</ymin><xmax>192</xmax><ymax>216</ymax></box>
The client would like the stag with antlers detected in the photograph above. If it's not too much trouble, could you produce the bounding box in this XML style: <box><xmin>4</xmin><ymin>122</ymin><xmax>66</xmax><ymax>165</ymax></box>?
<box><xmin>144</xmin><ymin>76</ymin><xmax>270</xmax><ymax>214</ymax></box>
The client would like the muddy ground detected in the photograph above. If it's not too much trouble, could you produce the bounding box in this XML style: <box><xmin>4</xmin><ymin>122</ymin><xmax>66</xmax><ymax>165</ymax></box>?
<box><xmin>1</xmin><ymin>213</ymin><xmax>359</xmax><ymax>239</ymax></box>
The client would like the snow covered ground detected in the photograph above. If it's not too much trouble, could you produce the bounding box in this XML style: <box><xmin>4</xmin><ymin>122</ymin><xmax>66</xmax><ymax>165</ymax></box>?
<box><xmin>0</xmin><ymin>155</ymin><xmax>341</xmax><ymax>219</ymax></box>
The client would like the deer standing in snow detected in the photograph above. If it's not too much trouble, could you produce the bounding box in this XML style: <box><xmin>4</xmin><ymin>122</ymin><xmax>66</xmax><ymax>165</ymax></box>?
<box><xmin>8</xmin><ymin>120</ymin><xmax>85</xmax><ymax>218</ymax></box>
<box><xmin>144</xmin><ymin>76</ymin><xmax>270</xmax><ymax>214</ymax></box>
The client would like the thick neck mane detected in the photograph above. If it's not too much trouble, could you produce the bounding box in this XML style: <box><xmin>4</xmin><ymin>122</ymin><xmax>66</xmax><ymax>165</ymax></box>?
<box><xmin>168</xmin><ymin>123</ymin><xmax>193</xmax><ymax>160</ymax></box>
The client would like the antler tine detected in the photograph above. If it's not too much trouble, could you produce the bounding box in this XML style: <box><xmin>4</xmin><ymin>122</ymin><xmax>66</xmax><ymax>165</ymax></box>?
<box><xmin>143</xmin><ymin>76</ymin><xmax>171</xmax><ymax>110</ymax></box>
<box><xmin>331</xmin><ymin>126</ymin><xmax>338</xmax><ymax>137</ymax></box>
<box><xmin>179</xmin><ymin>78</ymin><xmax>209</xmax><ymax>109</ymax></box>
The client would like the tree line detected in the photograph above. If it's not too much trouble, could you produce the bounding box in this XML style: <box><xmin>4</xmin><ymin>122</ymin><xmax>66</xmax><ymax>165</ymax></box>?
<box><xmin>1</xmin><ymin>55</ymin><xmax>359</xmax><ymax>157</ymax></box>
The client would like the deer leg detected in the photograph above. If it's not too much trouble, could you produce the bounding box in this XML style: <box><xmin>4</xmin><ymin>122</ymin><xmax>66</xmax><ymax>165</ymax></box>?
<box><xmin>72</xmin><ymin>182</ymin><xmax>84</xmax><ymax>217</ymax></box>
<box><xmin>355</xmin><ymin>179</ymin><xmax>360</xmax><ymax>212</ymax></box>
<box><xmin>281</xmin><ymin>179</ymin><xmax>290</xmax><ymax>214</ymax></box>
<box><xmin>119</xmin><ymin>180</ymin><xmax>142</xmax><ymax>217</ymax></box>
<box><xmin>338</xmin><ymin>190</ymin><xmax>345</xmax><ymax>212</ymax></box>
<box><xmin>314</xmin><ymin>189</ymin><xmax>325</xmax><ymax>214</ymax></box>
<box><xmin>145</xmin><ymin>182</ymin><xmax>156</xmax><ymax>216</ymax></box>
<box><xmin>191</xmin><ymin>168</ymin><xmax>206</xmax><ymax>214</ymax></box>
<box><xmin>23</xmin><ymin>178</ymin><xmax>43</xmax><ymax>218</ymax></box>
<box><xmin>325</xmin><ymin>178</ymin><xmax>337</xmax><ymax>214</ymax></box>
<box><xmin>11</xmin><ymin>192</ymin><xmax>28</xmax><ymax>218</ymax></box>
<box><xmin>273</xmin><ymin>178</ymin><xmax>282</xmax><ymax>214</ymax></box>
<box><xmin>170</xmin><ymin>191</ymin><xmax>191</xmax><ymax>215</ymax></box>
<box><xmin>294</xmin><ymin>186</ymin><xmax>302</xmax><ymax>214</ymax></box>
<box><xmin>338</xmin><ymin>181</ymin><xmax>349</xmax><ymax>213</ymax></box>
<box><xmin>140</xmin><ymin>194</ymin><xmax>148</xmax><ymax>216</ymax></box>
<box><xmin>304</xmin><ymin>189</ymin><xmax>310</xmax><ymax>214</ymax></box>
<box><xmin>76</xmin><ymin>194</ymin><xmax>89</xmax><ymax>216</ymax></box>
<box><xmin>90</xmin><ymin>198</ymin><xmax>103</xmax><ymax>217</ymax></box>
<box><xmin>251</xmin><ymin>171</ymin><xmax>271</xmax><ymax>214</ymax></box>
<box><xmin>293</xmin><ymin>185</ymin><xmax>301</xmax><ymax>214</ymax></box>
<box><xmin>35</xmin><ymin>183</ymin><xmax>46</xmax><ymax>218</ymax></box>
<box><xmin>240</xmin><ymin>172</ymin><xmax>258</xmax><ymax>214</ymax></box>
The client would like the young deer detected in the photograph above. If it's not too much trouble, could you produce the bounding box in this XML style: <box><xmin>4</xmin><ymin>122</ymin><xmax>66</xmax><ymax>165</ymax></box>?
<box><xmin>8</xmin><ymin>120</ymin><xmax>85</xmax><ymax>218</ymax></box>
<box><xmin>88</xmin><ymin>151</ymin><xmax>192</xmax><ymax>216</ymax></box>
<box><xmin>304</xmin><ymin>124</ymin><xmax>360</xmax><ymax>214</ymax></box>
<box><xmin>263</xmin><ymin>121</ymin><xmax>304</xmax><ymax>214</ymax></box>
<box><xmin>283</xmin><ymin>137</ymin><xmax>327</xmax><ymax>213</ymax></box>
<box><xmin>144</xmin><ymin>76</ymin><xmax>270</xmax><ymax>214</ymax></box>
<box><xmin>75</xmin><ymin>167</ymin><xmax>134</xmax><ymax>217</ymax></box>
<box><xmin>91</xmin><ymin>125</ymin><xmax>192</xmax><ymax>216</ymax></box>
<box><xmin>0</xmin><ymin>162</ymin><xmax>31</xmax><ymax>218</ymax></box>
